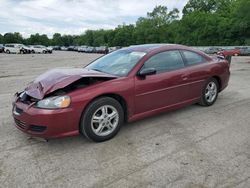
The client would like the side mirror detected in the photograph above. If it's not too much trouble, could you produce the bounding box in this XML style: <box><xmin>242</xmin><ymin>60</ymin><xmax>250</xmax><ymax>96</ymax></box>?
<box><xmin>138</xmin><ymin>68</ymin><xmax>156</xmax><ymax>77</ymax></box>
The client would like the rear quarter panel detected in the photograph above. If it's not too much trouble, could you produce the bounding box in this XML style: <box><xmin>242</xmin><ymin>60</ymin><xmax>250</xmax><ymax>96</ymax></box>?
<box><xmin>206</xmin><ymin>58</ymin><xmax>230</xmax><ymax>91</ymax></box>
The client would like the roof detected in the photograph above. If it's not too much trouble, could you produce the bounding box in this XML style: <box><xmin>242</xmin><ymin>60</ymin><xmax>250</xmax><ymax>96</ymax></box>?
<box><xmin>124</xmin><ymin>44</ymin><xmax>185</xmax><ymax>53</ymax></box>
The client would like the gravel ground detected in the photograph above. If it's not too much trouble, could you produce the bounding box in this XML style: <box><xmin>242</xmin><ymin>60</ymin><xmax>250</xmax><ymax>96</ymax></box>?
<box><xmin>0</xmin><ymin>51</ymin><xmax>249</xmax><ymax>188</ymax></box>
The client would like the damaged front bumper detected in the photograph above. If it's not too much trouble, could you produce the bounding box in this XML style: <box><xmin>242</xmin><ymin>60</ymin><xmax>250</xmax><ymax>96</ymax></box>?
<box><xmin>12</xmin><ymin>93</ymin><xmax>80</xmax><ymax>139</ymax></box>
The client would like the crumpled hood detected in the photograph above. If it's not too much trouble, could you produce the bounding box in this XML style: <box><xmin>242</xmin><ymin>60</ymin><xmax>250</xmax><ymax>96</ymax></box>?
<box><xmin>25</xmin><ymin>68</ymin><xmax>117</xmax><ymax>99</ymax></box>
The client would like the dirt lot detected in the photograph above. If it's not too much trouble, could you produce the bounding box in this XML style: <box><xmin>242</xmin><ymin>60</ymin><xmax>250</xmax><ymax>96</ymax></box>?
<box><xmin>0</xmin><ymin>51</ymin><xmax>250</xmax><ymax>188</ymax></box>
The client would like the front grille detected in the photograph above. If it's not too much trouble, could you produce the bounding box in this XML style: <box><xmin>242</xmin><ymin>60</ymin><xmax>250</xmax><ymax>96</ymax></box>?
<box><xmin>14</xmin><ymin>118</ymin><xmax>27</xmax><ymax>130</ymax></box>
<box><xmin>30</xmin><ymin>125</ymin><xmax>47</xmax><ymax>132</ymax></box>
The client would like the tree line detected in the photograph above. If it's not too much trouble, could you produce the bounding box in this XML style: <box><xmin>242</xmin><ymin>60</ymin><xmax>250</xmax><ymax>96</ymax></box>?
<box><xmin>0</xmin><ymin>0</ymin><xmax>249</xmax><ymax>47</ymax></box>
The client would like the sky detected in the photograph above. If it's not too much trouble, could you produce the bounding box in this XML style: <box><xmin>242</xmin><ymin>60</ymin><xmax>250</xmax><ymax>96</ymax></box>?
<box><xmin>0</xmin><ymin>0</ymin><xmax>188</xmax><ymax>38</ymax></box>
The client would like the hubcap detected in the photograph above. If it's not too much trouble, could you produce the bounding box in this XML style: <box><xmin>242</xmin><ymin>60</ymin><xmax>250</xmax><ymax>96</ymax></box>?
<box><xmin>205</xmin><ymin>81</ymin><xmax>217</xmax><ymax>103</ymax></box>
<box><xmin>91</xmin><ymin>105</ymin><xmax>119</xmax><ymax>136</ymax></box>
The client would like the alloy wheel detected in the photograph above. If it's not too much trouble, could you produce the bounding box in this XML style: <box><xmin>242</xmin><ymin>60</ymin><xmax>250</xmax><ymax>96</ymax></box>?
<box><xmin>205</xmin><ymin>81</ymin><xmax>217</xmax><ymax>103</ymax></box>
<box><xmin>91</xmin><ymin>105</ymin><xmax>119</xmax><ymax>137</ymax></box>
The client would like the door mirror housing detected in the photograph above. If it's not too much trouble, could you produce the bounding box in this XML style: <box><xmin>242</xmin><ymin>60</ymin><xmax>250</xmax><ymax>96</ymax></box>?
<box><xmin>138</xmin><ymin>68</ymin><xmax>156</xmax><ymax>77</ymax></box>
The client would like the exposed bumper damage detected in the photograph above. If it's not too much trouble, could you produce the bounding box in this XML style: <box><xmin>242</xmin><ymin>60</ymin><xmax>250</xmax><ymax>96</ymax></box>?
<box><xmin>12</xmin><ymin>68</ymin><xmax>117</xmax><ymax>139</ymax></box>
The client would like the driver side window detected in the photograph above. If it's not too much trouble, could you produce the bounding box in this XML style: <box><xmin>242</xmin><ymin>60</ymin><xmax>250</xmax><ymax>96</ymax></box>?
<box><xmin>142</xmin><ymin>50</ymin><xmax>185</xmax><ymax>74</ymax></box>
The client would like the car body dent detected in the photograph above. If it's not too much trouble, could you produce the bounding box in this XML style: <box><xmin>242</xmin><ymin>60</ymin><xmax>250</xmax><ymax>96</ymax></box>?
<box><xmin>25</xmin><ymin>68</ymin><xmax>118</xmax><ymax>99</ymax></box>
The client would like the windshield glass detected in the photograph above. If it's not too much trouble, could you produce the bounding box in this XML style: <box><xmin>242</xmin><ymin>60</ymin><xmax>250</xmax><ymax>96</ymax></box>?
<box><xmin>86</xmin><ymin>50</ymin><xmax>146</xmax><ymax>76</ymax></box>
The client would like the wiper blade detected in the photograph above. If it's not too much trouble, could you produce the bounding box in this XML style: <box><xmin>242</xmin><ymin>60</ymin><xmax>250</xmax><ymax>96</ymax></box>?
<box><xmin>91</xmin><ymin>68</ymin><xmax>104</xmax><ymax>73</ymax></box>
<box><xmin>89</xmin><ymin>68</ymin><xmax>118</xmax><ymax>77</ymax></box>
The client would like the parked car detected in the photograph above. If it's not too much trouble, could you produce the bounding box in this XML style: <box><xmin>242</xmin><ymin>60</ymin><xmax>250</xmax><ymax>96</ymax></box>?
<box><xmin>67</xmin><ymin>46</ymin><xmax>75</xmax><ymax>51</ymax></box>
<box><xmin>60</xmin><ymin>46</ymin><xmax>68</xmax><ymax>51</ymax></box>
<box><xmin>12</xmin><ymin>44</ymin><xmax>230</xmax><ymax>142</ymax></box>
<box><xmin>95</xmin><ymin>47</ymin><xmax>101</xmax><ymax>53</ymax></box>
<box><xmin>73</xmin><ymin>46</ymin><xmax>79</xmax><ymax>51</ymax></box>
<box><xmin>86</xmin><ymin>46</ymin><xmax>95</xmax><ymax>53</ymax></box>
<box><xmin>204</xmin><ymin>47</ymin><xmax>222</xmax><ymax>54</ymax></box>
<box><xmin>51</xmin><ymin>46</ymin><xmax>61</xmax><ymax>50</ymax></box>
<box><xmin>30</xmin><ymin>45</ymin><xmax>49</xmax><ymax>53</ymax></box>
<box><xmin>217</xmin><ymin>48</ymin><xmax>240</xmax><ymax>57</ymax></box>
<box><xmin>0</xmin><ymin>44</ymin><xmax>4</xmax><ymax>53</ymax></box>
<box><xmin>46</xmin><ymin>46</ymin><xmax>53</xmax><ymax>54</ymax></box>
<box><xmin>4</xmin><ymin>43</ymin><xmax>28</xmax><ymax>54</ymax></box>
<box><xmin>108</xmin><ymin>46</ymin><xmax>117</xmax><ymax>53</ymax></box>
<box><xmin>78</xmin><ymin>46</ymin><xmax>88</xmax><ymax>52</ymax></box>
<box><xmin>238</xmin><ymin>47</ymin><xmax>250</xmax><ymax>56</ymax></box>
<box><xmin>95</xmin><ymin>46</ymin><xmax>108</xmax><ymax>54</ymax></box>
<box><xmin>21</xmin><ymin>45</ymin><xmax>32</xmax><ymax>54</ymax></box>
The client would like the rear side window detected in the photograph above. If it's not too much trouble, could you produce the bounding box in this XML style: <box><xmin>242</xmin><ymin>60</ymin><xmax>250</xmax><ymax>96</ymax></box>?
<box><xmin>182</xmin><ymin>51</ymin><xmax>205</xmax><ymax>65</ymax></box>
<box><xmin>142</xmin><ymin>50</ymin><xmax>185</xmax><ymax>73</ymax></box>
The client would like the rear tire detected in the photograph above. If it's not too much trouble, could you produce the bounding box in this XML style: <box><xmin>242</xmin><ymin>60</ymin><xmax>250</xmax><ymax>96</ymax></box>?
<box><xmin>6</xmin><ymin>50</ymin><xmax>10</xmax><ymax>54</ymax></box>
<box><xmin>199</xmin><ymin>78</ymin><xmax>219</xmax><ymax>106</ymax></box>
<box><xmin>80</xmin><ymin>97</ymin><xmax>124</xmax><ymax>142</ymax></box>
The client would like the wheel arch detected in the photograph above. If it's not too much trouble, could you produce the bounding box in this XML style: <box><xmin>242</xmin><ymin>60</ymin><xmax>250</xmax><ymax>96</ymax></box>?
<box><xmin>81</xmin><ymin>93</ymin><xmax>128</xmax><ymax>124</ymax></box>
<box><xmin>212</xmin><ymin>76</ymin><xmax>222</xmax><ymax>91</ymax></box>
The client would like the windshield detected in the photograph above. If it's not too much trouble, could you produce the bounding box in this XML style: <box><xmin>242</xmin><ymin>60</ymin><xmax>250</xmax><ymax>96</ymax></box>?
<box><xmin>86</xmin><ymin>50</ymin><xmax>146</xmax><ymax>76</ymax></box>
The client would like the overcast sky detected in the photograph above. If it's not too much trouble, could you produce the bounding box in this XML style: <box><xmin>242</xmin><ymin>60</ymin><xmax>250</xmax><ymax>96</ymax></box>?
<box><xmin>0</xmin><ymin>0</ymin><xmax>188</xmax><ymax>38</ymax></box>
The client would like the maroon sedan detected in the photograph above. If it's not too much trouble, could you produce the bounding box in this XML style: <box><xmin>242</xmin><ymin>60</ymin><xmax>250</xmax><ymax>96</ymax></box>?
<box><xmin>12</xmin><ymin>44</ymin><xmax>230</xmax><ymax>142</ymax></box>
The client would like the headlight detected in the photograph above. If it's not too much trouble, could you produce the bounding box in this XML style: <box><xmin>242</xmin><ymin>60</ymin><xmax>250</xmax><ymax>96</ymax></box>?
<box><xmin>36</xmin><ymin>96</ymin><xmax>71</xmax><ymax>109</ymax></box>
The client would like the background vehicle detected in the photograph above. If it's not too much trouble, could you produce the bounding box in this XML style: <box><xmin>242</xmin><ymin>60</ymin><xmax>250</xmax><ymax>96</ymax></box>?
<box><xmin>30</xmin><ymin>45</ymin><xmax>49</xmax><ymax>53</ymax></box>
<box><xmin>13</xmin><ymin>44</ymin><xmax>230</xmax><ymax>142</ymax></box>
<box><xmin>238</xmin><ymin>47</ymin><xmax>250</xmax><ymax>56</ymax></box>
<box><xmin>73</xmin><ymin>46</ymin><xmax>79</xmax><ymax>51</ymax></box>
<box><xmin>51</xmin><ymin>46</ymin><xmax>61</xmax><ymax>50</ymax></box>
<box><xmin>78</xmin><ymin>45</ymin><xmax>88</xmax><ymax>52</ymax></box>
<box><xmin>86</xmin><ymin>46</ymin><xmax>95</xmax><ymax>53</ymax></box>
<box><xmin>204</xmin><ymin>47</ymin><xmax>222</xmax><ymax>54</ymax></box>
<box><xmin>217</xmin><ymin>48</ymin><xmax>240</xmax><ymax>57</ymax></box>
<box><xmin>96</xmin><ymin>46</ymin><xmax>108</xmax><ymax>54</ymax></box>
<box><xmin>20</xmin><ymin>45</ymin><xmax>32</xmax><ymax>54</ymax></box>
<box><xmin>4</xmin><ymin>44</ymin><xmax>29</xmax><ymax>54</ymax></box>
<box><xmin>67</xmin><ymin>46</ymin><xmax>75</xmax><ymax>51</ymax></box>
<box><xmin>46</xmin><ymin>46</ymin><xmax>53</xmax><ymax>54</ymax></box>
<box><xmin>60</xmin><ymin>46</ymin><xmax>68</xmax><ymax>51</ymax></box>
<box><xmin>0</xmin><ymin>44</ymin><xmax>4</xmax><ymax>53</ymax></box>
<box><xmin>108</xmin><ymin>46</ymin><xmax>121</xmax><ymax>53</ymax></box>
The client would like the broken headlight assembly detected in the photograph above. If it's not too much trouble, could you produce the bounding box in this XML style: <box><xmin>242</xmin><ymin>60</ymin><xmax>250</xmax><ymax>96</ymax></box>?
<box><xmin>36</xmin><ymin>96</ymin><xmax>71</xmax><ymax>109</ymax></box>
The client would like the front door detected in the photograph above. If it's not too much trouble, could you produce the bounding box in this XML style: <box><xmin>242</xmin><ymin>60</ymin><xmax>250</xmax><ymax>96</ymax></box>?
<box><xmin>134</xmin><ymin>50</ymin><xmax>189</xmax><ymax>114</ymax></box>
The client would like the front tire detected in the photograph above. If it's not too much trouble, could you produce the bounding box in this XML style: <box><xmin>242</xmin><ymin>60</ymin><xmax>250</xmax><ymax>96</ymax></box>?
<box><xmin>80</xmin><ymin>97</ymin><xmax>124</xmax><ymax>142</ymax></box>
<box><xmin>199</xmin><ymin>78</ymin><xmax>219</xmax><ymax>106</ymax></box>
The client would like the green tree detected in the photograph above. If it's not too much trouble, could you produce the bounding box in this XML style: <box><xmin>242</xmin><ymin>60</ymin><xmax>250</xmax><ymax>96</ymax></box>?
<box><xmin>112</xmin><ymin>25</ymin><xmax>135</xmax><ymax>46</ymax></box>
<box><xmin>231</xmin><ymin>0</ymin><xmax>250</xmax><ymax>44</ymax></box>
<box><xmin>135</xmin><ymin>5</ymin><xmax>179</xmax><ymax>44</ymax></box>
<box><xmin>52</xmin><ymin>33</ymin><xmax>64</xmax><ymax>46</ymax></box>
<box><xmin>26</xmin><ymin>33</ymin><xmax>50</xmax><ymax>45</ymax></box>
<box><xmin>3</xmin><ymin>32</ymin><xmax>23</xmax><ymax>44</ymax></box>
<box><xmin>0</xmin><ymin>34</ymin><xmax>3</xmax><ymax>44</ymax></box>
<box><xmin>84</xmin><ymin>30</ymin><xmax>94</xmax><ymax>46</ymax></box>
